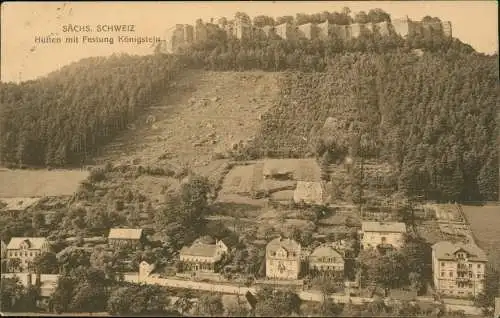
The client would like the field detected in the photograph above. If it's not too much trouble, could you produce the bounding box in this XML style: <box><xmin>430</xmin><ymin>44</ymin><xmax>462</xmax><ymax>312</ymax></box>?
<box><xmin>262</xmin><ymin>158</ymin><xmax>322</xmax><ymax>182</ymax></box>
<box><xmin>0</xmin><ymin>169</ymin><xmax>89</xmax><ymax>197</ymax></box>
<box><xmin>217</xmin><ymin>159</ymin><xmax>322</xmax><ymax>203</ymax></box>
<box><xmin>462</xmin><ymin>205</ymin><xmax>500</xmax><ymax>268</ymax></box>
<box><xmin>219</xmin><ymin>164</ymin><xmax>256</xmax><ymax>196</ymax></box>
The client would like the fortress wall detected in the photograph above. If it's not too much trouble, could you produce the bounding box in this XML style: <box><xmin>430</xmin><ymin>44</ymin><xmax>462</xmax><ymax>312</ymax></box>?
<box><xmin>275</xmin><ymin>23</ymin><xmax>296</xmax><ymax>40</ymax></box>
<box><xmin>350</xmin><ymin>23</ymin><xmax>362</xmax><ymax>38</ymax></box>
<box><xmin>392</xmin><ymin>19</ymin><xmax>410</xmax><ymax>38</ymax></box>
<box><xmin>442</xmin><ymin>21</ymin><xmax>452</xmax><ymax>37</ymax></box>
<box><xmin>163</xmin><ymin>16</ymin><xmax>452</xmax><ymax>50</ymax></box>
<box><xmin>317</xmin><ymin>21</ymin><xmax>330</xmax><ymax>40</ymax></box>
<box><xmin>297</xmin><ymin>23</ymin><xmax>315</xmax><ymax>40</ymax></box>
<box><xmin>184</xmin><ymin>25</ymin><xmax>194</xmax><ymax>43</ymax></box>
<box><xmin>194</xmin><ymin>23</ymin><xmax>208</xmax><ymax>42</ymax></box>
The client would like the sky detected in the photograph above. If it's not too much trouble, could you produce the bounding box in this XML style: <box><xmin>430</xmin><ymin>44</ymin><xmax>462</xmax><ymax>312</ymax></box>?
<box><xmin>1</xmin><ymin>1</ymin><xmax>498</xmax><ymax>83</ymax></box>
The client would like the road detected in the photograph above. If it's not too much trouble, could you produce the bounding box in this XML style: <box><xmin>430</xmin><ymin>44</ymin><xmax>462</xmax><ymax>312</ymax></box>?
<box><xmin>123</xmin><ymin>274</ymin><xmax>482</xmax><ymax>315</ymax></box>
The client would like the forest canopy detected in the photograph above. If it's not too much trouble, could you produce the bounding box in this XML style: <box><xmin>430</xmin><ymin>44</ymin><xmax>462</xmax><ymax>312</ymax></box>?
<box><xmin>0</xmin><ymin>53</ymin><xmax>183</xmax><ymax>167</ymax></box>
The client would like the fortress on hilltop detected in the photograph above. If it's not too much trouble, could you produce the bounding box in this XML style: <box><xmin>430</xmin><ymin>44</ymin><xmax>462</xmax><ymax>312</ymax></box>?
<box><xmin>162</xmin><ymin>14</ymin><xmax>452</xmax><ymax>53</ymax></box>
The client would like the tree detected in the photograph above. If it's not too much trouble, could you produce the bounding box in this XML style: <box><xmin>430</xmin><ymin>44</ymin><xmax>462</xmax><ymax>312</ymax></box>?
<box><xmin>276</xmin><ymin>15</ymin><xmax>294</xmax><ymax>25</ymax></box>
<box><xmin>319</xmin><ymin>298</ymin><xmax>343</xmax><ymax>317</ymax></box>
<box><xmin>173</xmin><ymin>292</ymin><xmax>194</xmax><ymax>315</ymax></box>
<box><xmin>474</xmin><ymin>264</ymin><xmax>500</xmax><ymax>316</ymax></box>
<box><xmin>358</xmin><ymin>249</ymin><xmax>409</xmax><ymax>292</ymax></box>
<box><xmin>31</xmin><ymin>212</ymin><xmax>45</xmax><ymax>234</ymax></box>
<box><xmin>33</xmin><ymin>251</ymin><xmax>59</xmax><ymax>274</ymax></box>
<box><xmin>408</xmin><ymin>271</ymin><xmax>423</xmax><ymax>293</ymax></box>
<box><xmin>195</xmin><ymin>294</ymin><xmax>224</xmax><ymax>317</ymax></box>
<box><xmin>56</xmin><ymin>246</ymin><xmax>91</xmax><ymax>274</ymax></box>
<box><xmin>354</xmin><ymin>11</ymin><xmax>369</xmax><ymax>24</ymax></box>
<box><xmin>255</xmin><ymin>287</ymin><xmax>301</xmax><ymax>317</ymax></box>
<box><xmin>107</xmin><ymin>284</ymin><xmax>171</xmax><ymax>316</ymax></box>
<box><xmin>8</xmin><ymin>258</ymin><xmax>22</xmax><ymax>272</ymax></box>
<box><xmin>367</xmin><ymin>8</ymin><xmax>391</xmax><ymax>23</ymax></box>
<box><xmin>225</xmin><ymin>298</ymin><xmax>251</xmax><ymax>317</ymax></box>
<box><xmin>253</xmin><ymin>15</ymin><xmax>275</xmax><ymax>27</ymax></box>
<box><xmin>0</xmin><ymin>276</ymin><xmax>25</xmax><ymax>311</ymax></box>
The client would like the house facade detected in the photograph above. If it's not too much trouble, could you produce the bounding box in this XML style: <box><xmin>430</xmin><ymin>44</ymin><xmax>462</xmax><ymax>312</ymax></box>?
<box><xmin>432</xmin><ymin>241</ymin><xmax>487</xmax><ymax>297</ymax></box>
<box><xmin>308</xmin><ymin>245</ymin><xmax>344</xmax><ymax>276</ymax></box>
<box><xmin>108</xmin><ymin>228</ymin><xmax>144</xmax><ymax>249</ymax></box>
<box><xmin>360</xmin><ymin>221</ymin><xmax>407</xmax><ymax>250</ymax></box>
<box><xmin>266</xmin><ymin>237</ymin><xmax>301</xmax><ymax>280</ymax></box>
<box><xmin>179</xmin><ymin>237</ymin><xmax>228</xmax><ymax>272</ymax></box>
<box><xmin>138</xmin><ymin>260</ymin><xmax>156</xmax><ymax>282</ymax></box>
<box><xmin>6</xmin><ymin>237</ymin><xmax>51</xmax><ymax>272</ymax></box>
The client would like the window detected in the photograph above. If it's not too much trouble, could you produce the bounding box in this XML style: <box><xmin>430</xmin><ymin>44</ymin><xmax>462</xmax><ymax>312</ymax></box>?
<box><xmin>477</xmin><ymin>264</ymin><xmax>481</xmax><ymax>269</ymax></box>
<box><xmin>441</xmin><ymin>262</ymin><xmax>445</xmax><ymax>267</ymax></box>
<box><xmin>449</xmin><ymin>271</ymin><xmax>453</xmax><ymax>277</ymax></box>
<box><xmin>476</xmin><ymin>274</ymin><xmax>481</xmax><ymax>279</ymax></box>
<box><xmin>441</xmin><ymin>272</ymin><xmax>445</xmax><ymax>277</ymax></box>
<box><xmin>468</xmin><ymin>264</ymin><xmax>472</xmax><ymax>269</ymax></box>
<box><xmin>29</xmin><ymin>252</ymin><xmax>33</xmax><ymax>257</ymax></box>
<box><xmin>469</xmin><ymin>272</ymin><xmax>473</xmax><ymax>278</ymax></box>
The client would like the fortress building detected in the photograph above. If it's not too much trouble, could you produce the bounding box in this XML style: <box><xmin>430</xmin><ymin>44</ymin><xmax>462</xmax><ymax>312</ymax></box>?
<box><xmin>163</xmin><ymin>15</ymin><xmax>452</xmax><ymax>52</ymax></box>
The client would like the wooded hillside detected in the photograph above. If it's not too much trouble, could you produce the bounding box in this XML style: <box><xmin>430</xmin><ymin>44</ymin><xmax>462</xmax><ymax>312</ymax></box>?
<box><xmin>247</xmin><ymin>52</ymin><xmax>499</xmax><ymax>202</ymax></box>
<box><xmin>0</xmin><ymin>53</ymin><xmax>183</xmax><ymax>167</ymax></box>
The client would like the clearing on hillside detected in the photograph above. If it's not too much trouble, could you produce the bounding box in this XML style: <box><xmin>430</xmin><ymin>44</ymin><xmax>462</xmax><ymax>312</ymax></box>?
<box><xmin>217</xmin><ymin>159</ymin><xmax>322</xmax><ymax>205</ymax></box>
<box><xmin>462</xmin><ymin>205</ymin><xmax>500</xmax><ymax>268</ymax></box>
<box><xmin>0</xmin><ymin>169</ymin><xmax>88</xmax><ymax>197</ymax></box>
<box><xmin>95</xmin><ymin>70</ymin><xmax>281</xmax><ymax>172</ymax></box>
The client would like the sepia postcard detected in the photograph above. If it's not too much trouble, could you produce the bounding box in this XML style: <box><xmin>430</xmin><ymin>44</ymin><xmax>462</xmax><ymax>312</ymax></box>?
<box><xmin>0</xmin><ymin>1</ymin><xmax>498</xmax><ymax>317</ymax></box>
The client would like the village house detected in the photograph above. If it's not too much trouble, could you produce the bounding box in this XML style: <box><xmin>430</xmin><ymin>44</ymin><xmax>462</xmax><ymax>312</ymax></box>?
<box><xmin>108</xmin><ymin>228</ymin><xmax>145</xmax><ymax>249</ymax></box>
<box><xmin>293</xmin><ymin>181</ymin><xmax>328</xmax><ymax>206</ymax></box>
<box><xmin>308</xmin><ymin>245</ymin><xmax>345</xmax><ymax>277</ymax></box>
<box><xmin>0</xmin><ymin>197</ymin><xmax>41</xmax><ymax>217</ymax></box>
<box><xmin>432</xmin><ymin>241</ymin><xmax>487</xmax><ymax>297</ymax></box>
<box><xmin>138</xmin><ymin>260</ymin><xmax>156</xmax><ymax>283</ymax></box>
<box><xmin>360</xmin><ymin>221</ymin><xmax>407</xmax><ymax>250</ymax></box>
<box><xmin>6</xmin><ymin>237</ymin><xmax>51</xmax><ymax>272</ymax></box>
<box><xmin>179</xmin><ymin>236</ymin><xmax>228</xmax><ymax>272</ymax></box>
<box><xmin>266</xmin><ymin>237</ymin><xmax>301</xmax><ymax>280</ymax></box>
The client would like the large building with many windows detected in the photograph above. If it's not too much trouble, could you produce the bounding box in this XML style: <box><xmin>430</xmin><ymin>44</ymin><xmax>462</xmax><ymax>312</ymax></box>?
<box><xmin>360</xmin><ymin>221</ymin><xmax>407</xmax><ymax>250</ymax></box>
<box><xmin>266</xmin><ymin>237</ymin><xmax>301</xmax><ymax>280</ymax></box>
<box><xmin>6</xmin><ymin>237</ymin><xmax>51</xmax><ymax>272</ymax></box>
<box><xmin>179</xmin><ymin>236</ymin><xmax>228</xmax><ymax>272</ymax></box>
<box><xmin>432</xmin><ymin>241</ymin><xmax>487</xmax><ymax>297</ymax></box>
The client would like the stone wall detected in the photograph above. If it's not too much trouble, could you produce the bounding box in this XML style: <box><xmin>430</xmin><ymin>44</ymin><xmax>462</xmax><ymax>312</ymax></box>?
<box><xmin>163</xmin><ymin>16</ymin><xmax>452</xmax><ymax>52</ymax></box>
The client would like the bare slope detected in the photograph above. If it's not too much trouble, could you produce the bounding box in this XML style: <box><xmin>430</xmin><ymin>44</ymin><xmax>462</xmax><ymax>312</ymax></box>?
<box><xmin>96</xmin><ymin>70</ymin><xmax>281</xmax><ymax>170</ymax></box>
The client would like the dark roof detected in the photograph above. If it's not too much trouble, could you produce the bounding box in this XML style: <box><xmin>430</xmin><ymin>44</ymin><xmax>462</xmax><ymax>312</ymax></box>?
<box><xmin>432</xmin><ymin>241</ymin><xmax>488</xmax><ymax>262</ymax></box>
<box><xmin>180</xmin><ymin>244</ymin><xmax>218</xmax><ymax>258</ymax></box>
<box><xmin>266</xmin><ymin>237</ymin><xmax>301</xmax><ymax>255</ymax></box>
